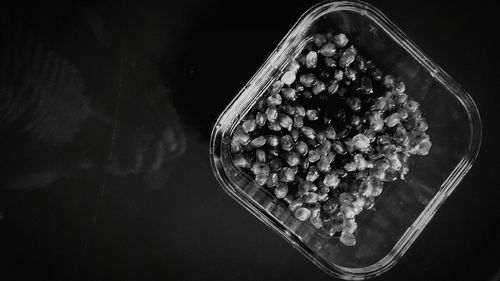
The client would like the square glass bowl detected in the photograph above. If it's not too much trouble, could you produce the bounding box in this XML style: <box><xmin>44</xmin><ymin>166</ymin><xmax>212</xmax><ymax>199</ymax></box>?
<box><xmin>209</xmin><ymin>1</ymin><xmax>482</xmax><ymax>279</ymax></box>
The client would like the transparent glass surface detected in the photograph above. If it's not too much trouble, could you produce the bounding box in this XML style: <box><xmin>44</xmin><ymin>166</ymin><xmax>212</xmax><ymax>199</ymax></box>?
<box><xmin>210</xmin><ymin>1</ymin><xmax>482</xmax><ymax>279</ymax></box>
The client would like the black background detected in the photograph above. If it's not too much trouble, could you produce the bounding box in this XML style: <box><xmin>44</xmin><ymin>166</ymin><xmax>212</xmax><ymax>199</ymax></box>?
<box><xmin>1</xmin><ymin>0</ymin><xmax>499</xmax><ymax>280</ymax></box>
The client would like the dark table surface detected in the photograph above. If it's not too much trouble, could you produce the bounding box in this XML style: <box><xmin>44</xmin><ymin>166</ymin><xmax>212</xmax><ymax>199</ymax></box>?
<box><xmin>0</xmin><ymin>0</ymin><xmax>499</xmax><ymax>280</ymax></box>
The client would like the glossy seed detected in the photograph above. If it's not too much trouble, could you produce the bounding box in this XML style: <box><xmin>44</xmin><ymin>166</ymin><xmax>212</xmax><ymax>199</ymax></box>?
<box><xmin>293</xmin><ymin>114</ymin><xmax>304</xmax><ymax>129</ymax></box>
<box><xmin>313</xmin><ymin>34</ymin><xmax>328</xmax><ymax>47</ymax></box>
<box><xmin>250</xmin><ymin>136</ymin><xmax>267</xmax><ymax>147</ymax></box>
<box><xmin>382</xmin><ymin>74</ymin><xmax>395</xmax><ymax>88</ymax></box>
<box><xmin>339</xmin><ymin>192</ymin><xmax>354</xmax><ymax>206</ymax></box>
<box><xmin>285</xmin><ymin>60</ymin><xmax>301</xmax><ymax>73</ymax></box>
<box><xmin>266</xmin><ymin>172</ymin><xmax>279</xmax><ymax>187</ymax></box>
<box><xmin>299</xmin><ymin>73</ymin><xmax>316</xmax><ymax>87</ymax></box>
<box><xmin>351</xmin><ymin>115</ymin><xmax>361</xmax><ymax>126</ymax></box>
<box><xmin>255</xmin><ymin>149</ymin><xmax>266</xmax><ymax>162</ymax></box>
<box><xmin>251</xmin><ymin>163</ymin><xmax>270</xmax><ymax>177</ymax></box>
<box><xmin>312</xmin><ymin>80</ymin><xmax>326</xmax><ymax>95</ymax></box>
<box><xmin>270</xmin><ymin>158</ymin><xmax>283</xmax><ymax>171</ymax></box>
<box><xmin>334</xmin><ymin>69</ymin><xmax>344</xmax><ymax>81</ymax></box>
<box><xmin>269</xmin><ymin>147</ymin><xmax>280</xmax><ymax>157</ymax></box>
<box><xmin>337</xmin><ymin>125</ymin><xmax>351</xmax><ymax>139</ymax></box>
<box><xmin>353</xmin><ymin>154</ymin><xmax>368</xmax><ymax>170</ymax></box>
<box><xmin>376</xmin><ymin>158</ymin><xmax>390</xmax><ymax>171</ymax></box>
<box><xmin>301</xmin><ymin>126</ymin><xmax>316</xmax><ymax>139</ymax></box>
<box><xmin>364</xmin><ymin>129</ymin><xmax>376</xmax><ymax>143</ymax></box>
<box><xmin>282</xmin><ymin>104</ymin><xmax>296</xmax><ymax>116</ymax></box>
<box><xmin>294</xmin><ymin>207</ymin><xmax>312</xmax><ymax>221</ymax></box>
<box><xmin>303</xmin><ymin>192</ymin><xmax>319</xmax><ymax>204</ymax></box>
<box><xmin>371</xmin><ymin>96</ymin><xmax>388</xmax><ymax>111</ymax></box>
<box><xmin>360</xmin><ymin>76</ymin><xmax>373</xmax><ymax>93</ymax></box>
<box><xmin>314</xmin><ymin>132</ymin><xmax>325</xmax><ymax>144</ymax></box>
<box><xmin>289</xmin><ymin>198</ymin><xmax>304</xmax><ymax>212</ymax></box>
<box><xmin>412</xmin><ymin>138</ymin><xmax>432</xmax><ymax>155</ymax></box>
<box><xmin>346</xmin><ymin>97</ymin><xmax>361</xmax><ymax>112</ymax></box>
<box><xmin>384</xmin><ymin>112</ymin><xmax>401</xmax><ymax>128</ymax></box>
<box><xmin>255</xmin><ymin>174</ymin><xmax>268</xmax><ymax>186</ymax></box>
<box><xmin>367</xmin><ymin>111</ymin><xmax>384</xmax><ymax>132</ymax></box>
<box><xmin>327</xmin><ymin>80</ymin><xmax>339</xmax><ymax>94</ymax></box>
<box><xmin>344</xmin><ymin>161</ymin><xmax>356</xmax><ymax>172</ymax></box>
<box><xmin>242</xmin><ymin>118</ymin><xmax>257</xmax><ymax>133</ymax></box>
<box><xmin>371</xmin><ymin>183</ymin><xmax>383</xmax><ymax>197</ymax></box>
<box><xmin>352</xmin><ymin>197</ymin><xmax>366</xmax><ymax>215</ymax></box>
<box><xmin>267</xmin><ymin>93</ymin><xmax>282</xmax><ymax>107</ymax></box>
<box><xmin>372</xmin><ymin>68</ymin><xmax>383</xmax><ymax>81</ymax></box>
<box><xmin>319</xmin><ymin>43</ymin><xmax>336</xmax><ymax>57</ymax></box>
<box><xmin>291</xmin><ymin>128</ymin><xmax>300</xmax><ymax>141</ymax></box>
<box><xmin>343</xmin><ymin>219</ymin><xmax>358</xmax><ymax>233</ymax></box>
<box><xmin>324</xmin><ymin>57</ymin><xmax>337</xmax><ymax>68</ymax></box>
<box><xmin>280</xmin><ymin>135</ymin><xmax>294</xmax><ymax>151</ymax></box>
<box><xmin>282</xmin><ymin>88</ymin><xmax>297</xmax><ymax>101</ymax></box>
<box><xmin>322</xmin><ymin>199</ymin><xmax>339</xmax><ymax>214</ymax></box>
<box><xmin>278</xmin><ymin>114</ymin><xmax>293</xmax><ymax>130</ymax></box>
<box><xmin>270</xmin><ymin>80</ymin><xmax>284</xmax><ymax>94</ymax></box>
<box><xmin>295</xmin><ymin>141</ymin><xmax>309</xmax><ymax>156</ymax></box>
<box><xmin>295</xmin><ymin>84</ymin><xmax>305</xmax><ymax>93</ymax></box>
<box><xmin>270</xmin><ymin>181</ymin><xmax>288</xmax><ymax>197</ymax></box>
<box><xmin>296</xmin><ymin>53</ymin><xmax>306</xmax><ymax>66</ymax></box>
<box><xmin>379</xmin><ymin>143</ymin><xmax>397</xmax><ymax>155</ymax></box>
<box><xmin>308</xmin><ymin>150</ymin><xmax>321</xmax><ymax>163</ymax></box>
<box><xmin>305</xmin><ymin>51</ymin><xmax>318</xmax><ymax>68</ymax></box>
<box><xmin>332</xmin><ymin>33</ymin><xmax>349</xmax><ymax>47</ymax></box>
<box><xmin>256</xmin><ymin>112</ymin><xmax>267</xmax><ymax>127</ymax></box>
<box><xmin>231</xmin><ymin>33</ymin><xmax>432</xmax><ymax>244</ymax></box>
<box><xmin>284</xmin><ymin>152</ymin><xmax>301</xmax><ymax>167</ymax></box>
<box><xmin>281</xmin><ymin>71</ymin><xmax>296</xmax><ymax>85</ymax></box>
<box><xmin>395</xmin><ymin>92</ymin><xmax>408</xmax><ymax>104</ymax></box>
<box><xmin>274</xmin><ymin>183</ymin><xmax>289</xmax><ymax>199</ymax></box>
<box><xmin>416</xmin><ymin>119</ymin><xmax>429</xmax><ymax>132</ymax></box>
<box><xmin>387</xmin><ymin>153</ymin><xmax>402</xmax><ymax>171</ymax></box>
<box><xmin>283</xmin><ymin>194</ymin><xmax>294</xmax><ymax>204</ymax></box>
<box><xmin>364</xmin><ymin>196</ymin><xmax>375</xmax><ymax>210</ymax></box>
<box><xmin>385</xmin><ymin>98</ymin><xmax>395</xmax><ymax>111</ymax></box>
<box><xmin>299</xmin><ymin>180</ymin><xmax>317</xmax><ymax>194</ymax></box>
<box><xmin>321</xmin><ymin>127</ymin><xmax>335</xmax><ymax>140</ymax></box>
<box><xmin>306</xmin><ymin>166</ymin><xmax>320</xmax><ymax>182</ymax></box>
<box><xmin>268</xmin><ymin>122</ymin><xmax>281</xmax><ymax>131</ymax></box>
<box><xmin>280</xmin><ymin>167</ymin><xmax>297</xmax><ymax>182</ymax></box>
<box><xmin>344</xmin><ymin>66</ymin><xmax>357</xmax><ymax>81</ymax></box>
<box><xmin>340</xmin><ymin>204</ymin><xmax>356</xmax><ymax>219</ymax></box>
<box><xmin>339</xmin><ymin>46</ymin><xmax>357</xmax><ymax>67</ymax></box>
<box><xmin>267</xmin><ymin>135</ymin><xmax>279</xmax><ymax>147</ymax></box>
<box><xmin>233</xmin><ymin>154</ymin><xmax>251</xmax><ymax>169</ymax></box>
<box><xmin>317</xmin><ymin>157</ymin><xmax>330</xmax><ymax>173</ymax></box>
<box><xmin>332</xmin><ymin>141</ymin><xmax>346</xmax><ymax>155</ymax></box>
<box><xmin>393</xmin><ymin>126</ymin><xmax>409</xmax><ymax>145</ymax></box>
<box><xmin>323</xmin><ymin>172</ymin><xmax>340</xmax><ymax>187</ymax></box>
<box><xmin>310</xmin><ymin>216</ymin><xmax>323</xmax><ymax>229</ymax></box>
<box><xmin>318</xmin><ymin>140</ymin><xmax>332</xmax><ymax>156</ymax></box>
<box><xmin>230</xmin><ymin>141</ymin><xmax>242</xmax><ymax>153</ymax></box>
<box><xmin>395</xmin><ymin>81</ymin><xmax>406</xmax><ymax>93</ymax></box>
<box><xmin>352</xmin><ymin>133</ymin><xmax>370</xmax><ymax>150</ymax></box>
<box><xmin>406</xmin><ymin>100</ymin><xmax>420</xmax><ymax>112</ymax></box>
<box><xmin>355</xmin><ymin>55</ymin><xmax>367</xmax><ymax>72</ymax></box>
<box><xmin>318</xmin><ymin>190</ymin><xmax>330</xmax><ymax>202</ymax></box>
<box><xmin>232</xmin><ymin>130</ymin><xmax>250</xmax><ymax>145</ymax></box>
<box><xmin>306</xmin><ymin>109</ymin><xmax>319</xmax><ymax>121</ymax></box>
<box><xmin>295</xmin><ymin>105</ymin><xmax>306</xmax><ymax>116</ymax></box>
<box><xmin>265</xmin><ymin>106</ymin><xmax>278</xmax><ymax>122</ymax></box>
